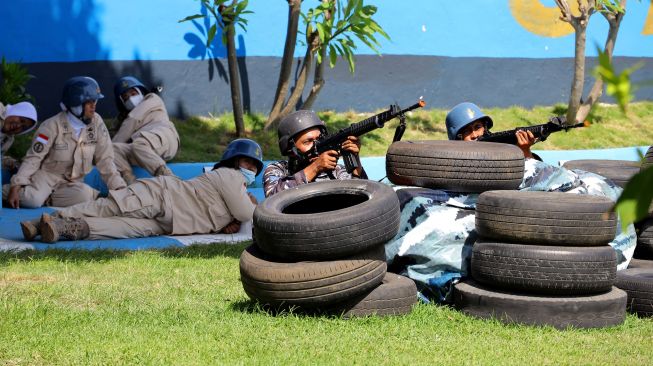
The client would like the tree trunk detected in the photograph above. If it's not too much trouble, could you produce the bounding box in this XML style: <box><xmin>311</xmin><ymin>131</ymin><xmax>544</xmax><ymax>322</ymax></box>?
<box><xmin>226</xmin><ymin>27</ymin><xmax>245</xmax><ymax>137</ymax></box>
<box><xmin>567</xmin><ymin>20</ymin><xmax>587</xmax><ymax>124</ymax></box>
<box><xmin>225</xmin><ymin>9</ymin><xmax>245</xmax><ymax>137</ymax></box>
<box><xmin>302</xmin><ymin>40</ymin><xmax>326</xmax><ymax>110</ymax></box>
<box><xmin>576</xmin><ymin>1</ymin><xmax>626</xmax><ymax>122</ymax></box>
<box><xmin>276</xmin><ymin>35</ymin><xmax>317</xmax><ymax>123</ymax></box>
<box><xmin>265</xmin><ymin>0</ymin><xmax>302</xmax><ymax>131</ymax></box>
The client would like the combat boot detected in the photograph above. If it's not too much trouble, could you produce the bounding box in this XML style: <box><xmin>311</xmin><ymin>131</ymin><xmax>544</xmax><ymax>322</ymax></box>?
<box><xmin>20</xmin><ymin>217</ymin><xmax>41</xmax><ymax>241</ymax></box>
<box><xmin>39</xmin><ymin>213</ymin><xmax>90</xmax><ymax>243</ymax></box>
<box><xmin>153</xmin><ymin>164</ymin><xmax>175</xmax><ymax>177</ymax></box>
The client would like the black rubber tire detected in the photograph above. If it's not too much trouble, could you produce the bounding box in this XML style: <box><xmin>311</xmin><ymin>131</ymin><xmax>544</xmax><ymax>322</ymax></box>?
<box><xmin>253</xmin><ymin>179</ymin><xmax>400</xmax><ymax>261</ymax></box>
<box><xmin>331</xmin><ymin>273</ymin><xmax>418</xmax><ymax>318</ymax></box>
<box><xmin>476</xmin><ymin>190</ymin><xmax>617</xmax><ymax>246</ymax></box>
<box><xmin>615</xmin><ymin>268</ymin><xmax>653</xmax><ymax>317</ymax></box>
<box><xmin>454</xmin><ymin>280</ymin><xmax>627</xmax><ymax>329</ymax></box>
<box><xmin>471</xmin><ymin>241</ymin><xmax>616</xmax><ymax>295</ymax></box>
<box><xmin>562</xmin><ymin>159</ymin><xmax>640</xmax><ymax>188</ymax></box>
<box><xmin>628</xmin><ymin>258</ymin><xmax>653</xmax><ymax>269</ymax></box>
<box><xmin>642</xmin><ymin>146</ymin><xmax>653</xmax><ymax>170</ymax></box>
<box><xmin>239</xmin><ymin>244</ymin><xmax>387</xmax><ymax>308</ymax></box>
<box><xmin>635</xmin><ymin>217</ymin><xmax>653</xmax><ymax>256</ymax></box>
<box><xmin>386</xmin><ymin>140</ymin><xmax>524</xmax><ymax>193</ymax></box>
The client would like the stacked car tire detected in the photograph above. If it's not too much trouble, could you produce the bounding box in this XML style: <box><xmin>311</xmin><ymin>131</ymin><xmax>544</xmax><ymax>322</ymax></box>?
<box><xmin>240</xmin><ymin>179</ymin><xmax>418</xmax><ymax>317</ymax></box>
<box><xmin>454</xmin><ymin>190</ymin><xmax>628</xmax><ymax>329</ymax></box>
<box><xmin>618</xmin><ymin>146</ymin><xmax>653</xmax><ymax>317</ymax></box>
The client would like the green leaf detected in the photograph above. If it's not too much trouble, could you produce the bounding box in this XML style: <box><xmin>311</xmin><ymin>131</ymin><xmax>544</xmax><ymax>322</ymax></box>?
<box><xmin>329</xmin><ymin>44</ymin><xmax>337</xmax><ymax>67</ymax></box>
<box><xmin>207</xmin><ymin>23</ymin><xmax>218</xmax><ymax>47</ymax></box>
<box><xmin>615</xmin><ymin>166</ymin><xmax>653</xmax><ymax>230</ymax></box>
<box><xmin>178</xmin><ymin>14</ymin><xmax>205</xmax><ymax>23</ymax></box>
<box><xmin>316</xmin><ymin>22</ymin><xmax>326</xmax><ymax>42</ymax></box>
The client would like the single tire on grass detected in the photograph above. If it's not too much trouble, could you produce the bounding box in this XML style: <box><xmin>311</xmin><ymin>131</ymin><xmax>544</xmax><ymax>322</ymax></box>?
<box><xmin>615</xmin><ymin>268</ymin><xmax>653</xmax><ymax>317</ymax></box>
<box><xmin>254</xmin><ymin>179</ymin><xmax>400</xmax><ymax>261</ymax></box>
<box><xmin>562</xmin><ymin>159</ymin><xmax>641</xmax><ymax>188</ymax></box>
<box><xmin>475</xmin><ymin>190</ymin><xmax>616</xmax><ymax>246</ymax></box>
<box><xmin>386</xmin><ymin>140</ymin><xmax>524</xmax><ymax>193</ymax></box>
<box><xmin>239</xmin><ymin>244</ymin><xmax>386</xmax><ymax>308</ymax></box>
<box><xmin>454</xmin><ymin>280</ymin><xmax>627</xmax><ymax>329</ymax></box>
<box><xmin>332</xmin><ymin>272</ymin><xmax>418</xmax><ymax>318</ymax></box>
<box><xmin>471</xmin><ymin>241</ymin><xmax>616</xmax><ymax>295</ymax></box>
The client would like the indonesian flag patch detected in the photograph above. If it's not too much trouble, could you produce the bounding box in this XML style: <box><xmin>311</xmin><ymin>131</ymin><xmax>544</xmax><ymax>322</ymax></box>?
<box><xmin>36</xmin><ymin>134</ymin><xmax>49</xmax><ymax>144</ymax></box>
<box><xmin>33</xmin><ymin>134</ymin><xmax>49</xmax><ymax>153</ymax></box>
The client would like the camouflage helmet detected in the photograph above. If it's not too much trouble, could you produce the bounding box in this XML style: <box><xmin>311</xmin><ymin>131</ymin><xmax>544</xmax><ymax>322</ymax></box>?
<box><xmin>445</xmin><ymin>102</ymin><xmax>493</xmax><ymax>140</ymax></box>
<box><xmin>61</xmin><ymin>76</ymin><xmax>104</xmax><ymax>108</ymax></box>
<box><xmin>277</xmin><ymin>110</ymin><xmax>326</xmax><ymax>155</ymax></box>
<box><xmin>213</xmin><ymin>138</ymin><xmax>264</xmax><ymax>176</ymax></box>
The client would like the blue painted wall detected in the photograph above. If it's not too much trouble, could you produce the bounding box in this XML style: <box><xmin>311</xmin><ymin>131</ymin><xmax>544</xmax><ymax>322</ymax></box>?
<box><xmin>1</xmin><ymin>1</ymin><xmax>652</xmax><ymax>117</ymax></box>
<box><xmin>3</xmin><ymin>1</ymin><xmax>653</xmax><ymax>62</ymax></box>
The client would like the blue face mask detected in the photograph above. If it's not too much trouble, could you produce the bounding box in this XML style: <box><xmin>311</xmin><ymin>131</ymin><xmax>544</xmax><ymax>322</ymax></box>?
<box><xmin>240</xmin><ymin>167</ymin><xmax>256</xmax><ymax>186</ymax></box>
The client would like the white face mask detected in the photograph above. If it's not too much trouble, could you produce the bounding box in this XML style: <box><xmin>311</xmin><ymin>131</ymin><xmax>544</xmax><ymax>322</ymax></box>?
<box><xmin>70</xmin><ymin>105</ymin><xmax>83</xmax><ymax>117</ymax></box>
<box><xmin>239</xmin><ymin>167</ymin><xmax>256</xmax><ymax>186</ymax></box>
<box><xmin>124</xmin><ymin>93</ymin><xmax>144</xmax><ymax>111</ymax></box>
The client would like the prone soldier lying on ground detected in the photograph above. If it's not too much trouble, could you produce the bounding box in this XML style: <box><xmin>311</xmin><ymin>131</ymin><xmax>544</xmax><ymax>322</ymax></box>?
<box><xmin>445</xmin><ymin>102</ymin><xmax>538</xmax><ymax>159</ymax></box>
<box><xmin>19</xmin><ymin>138</ymin><xmax>263</xmax><ymax>243</ymax></box>
<box><xmin>0</xmin><ymin>101</ymin><xmax>38</xmax><ymax>174</ymax></box>
<box><xmin>2</xmin><ymin>76</ymin><xmax>126</xmax><ymax>209</ymax></box>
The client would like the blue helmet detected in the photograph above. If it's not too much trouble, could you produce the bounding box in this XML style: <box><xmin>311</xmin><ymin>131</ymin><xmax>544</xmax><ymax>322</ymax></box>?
<box><xmin>61</xmin><ymin>76</ymin><xmax>104</xmax><ymax>108</ymax></box>
<box><xmin>445</xmin><ymin>102</ymin><xmax>493</xmax><ymax>140</ymax></box>
<box><xmin>114</xmin><ymin>76</ymin><xmax>148</xmax><ymax>100</ymax></box>
<box><xmin>214</xmin><ymin>138</ymin><xmax>264</xmax><ymax>176</ymax></box>
<box><xmin>114</xmin><ymin>76</ymin><xmax>149</xmax><ymax>115</ymax></box>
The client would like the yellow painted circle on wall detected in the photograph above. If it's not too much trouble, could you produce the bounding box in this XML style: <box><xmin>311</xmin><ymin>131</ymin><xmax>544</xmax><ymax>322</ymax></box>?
<box><xmin>510</xmin><ymin>0</ymin><xmax>576</xmax><ymax>37</ymax></box>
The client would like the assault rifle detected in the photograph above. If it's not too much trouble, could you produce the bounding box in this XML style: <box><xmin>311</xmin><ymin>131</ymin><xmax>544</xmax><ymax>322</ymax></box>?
<box><xmin>478</xmin><ymin>116</ymin><xmax>589</xmax><ymax>145</ymax></box>
<box><xmin>294</xmin><ymin>98</ymin><xmax>426</xmax><ymax>175</ymax></box>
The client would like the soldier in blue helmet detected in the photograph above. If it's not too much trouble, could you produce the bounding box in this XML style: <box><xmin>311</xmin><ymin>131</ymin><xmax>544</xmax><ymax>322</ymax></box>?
<box><xmin>111</xmin><ymin>76</ymin><xmax>180</xmax><ymax>184</ymax></box>
<box><xmin>20</xmin><ymin>138</ymin><xmax>262</xmax><ymax>243</ymax></box>
<box><xmin>4</xmin><ymin>76</ymin><xmax>126</xmax><ymax>214</ymax></box>
<box><xmin>263</xmin><ymin>110</ymin><xmax>365</xmax><ymax>197</ymax></box>
<box><xmin>445</xmin><ymin>102</ymin><xmax>537</xmax><ymax>159</ymax></box>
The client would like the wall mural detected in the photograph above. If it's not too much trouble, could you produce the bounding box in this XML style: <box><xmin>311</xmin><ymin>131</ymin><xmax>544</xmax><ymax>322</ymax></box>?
<box><xmin>510</xmin><ymin>0</ymin><xmax>652</xmax><ymax>37</ymax></box>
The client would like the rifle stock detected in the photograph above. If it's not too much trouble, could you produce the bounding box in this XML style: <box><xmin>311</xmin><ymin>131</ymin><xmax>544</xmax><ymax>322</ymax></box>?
<box><xmin>478</xmin><ymin>116</ymin><xmax>588</xmax><ymax>145</ymax></box>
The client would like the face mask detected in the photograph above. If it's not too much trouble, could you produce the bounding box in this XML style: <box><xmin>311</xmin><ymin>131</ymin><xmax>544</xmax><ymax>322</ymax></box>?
<box><xmin>124</xmin><ymin>93</ymin><xmax>144</xmax><ymax>111</ymax></box>
<box><xmin>239</xmin><ymin>167</ymin><xmax>256</xmax><ymax>186</ymax></box>
<box><xmin>70</xmin><ymin>105</ymin><xmax>83</xmax><ymax>117</ymax></box>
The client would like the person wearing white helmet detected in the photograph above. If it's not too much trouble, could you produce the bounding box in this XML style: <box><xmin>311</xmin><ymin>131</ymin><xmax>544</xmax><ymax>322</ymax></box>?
<box><xmin>111</xmin><ymin>76</ymin><xmax>180</xmax><ymax>184</ymax></box>
<box><xmin>0</xmin><ymin>101</ymin><xmax>38</xmax><ymax>172</ymax></box>
<box><xmin>2</xmin><ymin>76</ymin><xmax>126</xmax><ymax>213</ymax></box>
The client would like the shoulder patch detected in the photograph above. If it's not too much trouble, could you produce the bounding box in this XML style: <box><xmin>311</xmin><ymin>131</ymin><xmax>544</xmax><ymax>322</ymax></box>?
<box><xmin>33</xmin><ymin>142</ymin><xmax>44</xmax><ymax>153</ymax></box>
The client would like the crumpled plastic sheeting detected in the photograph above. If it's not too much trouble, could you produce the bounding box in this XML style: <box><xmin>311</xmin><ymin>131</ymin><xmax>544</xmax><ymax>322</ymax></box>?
<box><xmin>385</xmin><ymin>159</ymin><xmax>637</xmax><ymax>303</ymax></box>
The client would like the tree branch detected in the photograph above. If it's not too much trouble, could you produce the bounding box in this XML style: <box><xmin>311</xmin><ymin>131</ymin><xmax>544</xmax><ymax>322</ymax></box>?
<box><xmin>265</xmin><ymin>0</ymin><xmax>302</xmax><ymax>130</ymax></box>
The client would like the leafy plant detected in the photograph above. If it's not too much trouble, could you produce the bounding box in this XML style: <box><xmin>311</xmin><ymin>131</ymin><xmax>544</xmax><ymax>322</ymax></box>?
<box><xmin>0</xmin><ymin>56</ymin><xmax>34</xmax><ymax>105</ymax></box>
<box><xmin>179</xmin><ymin>0</ymin><xmax>253</xmax><ymax>137</ymax></box>
<box><xmin>592</xmin><ymin>46</ymin><xmax>642</xmax><ymax>114</ymax></box>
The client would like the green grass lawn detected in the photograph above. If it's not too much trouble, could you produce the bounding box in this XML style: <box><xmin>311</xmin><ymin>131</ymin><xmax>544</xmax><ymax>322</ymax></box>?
<box><xmin>7</xmin><ymin>102</ymin><xmax>653</xmax><ymax>163</ymax></box>
<box><xmin>1</xmin><ymin>243</ymin><xmax>652</xmax><ymax>365</ymax></box>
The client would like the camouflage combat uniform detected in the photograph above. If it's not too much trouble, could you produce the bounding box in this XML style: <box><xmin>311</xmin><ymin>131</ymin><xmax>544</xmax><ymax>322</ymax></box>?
<box><xmin>263</xmin><ymin>160</ymin><xmax>354</xmax><ymax>197</ymax></box>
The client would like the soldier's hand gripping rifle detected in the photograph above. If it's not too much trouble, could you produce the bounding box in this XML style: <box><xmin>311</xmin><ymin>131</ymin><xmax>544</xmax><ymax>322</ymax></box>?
<box><xmin>477</xmin><ymin>116</ymin><xmax>589</xmax><ymax>145</ymax></box>
<box><xmin>296</xmin><ymin>99</ymin><xmax>426</xmax><ymax>175</ymax></box>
